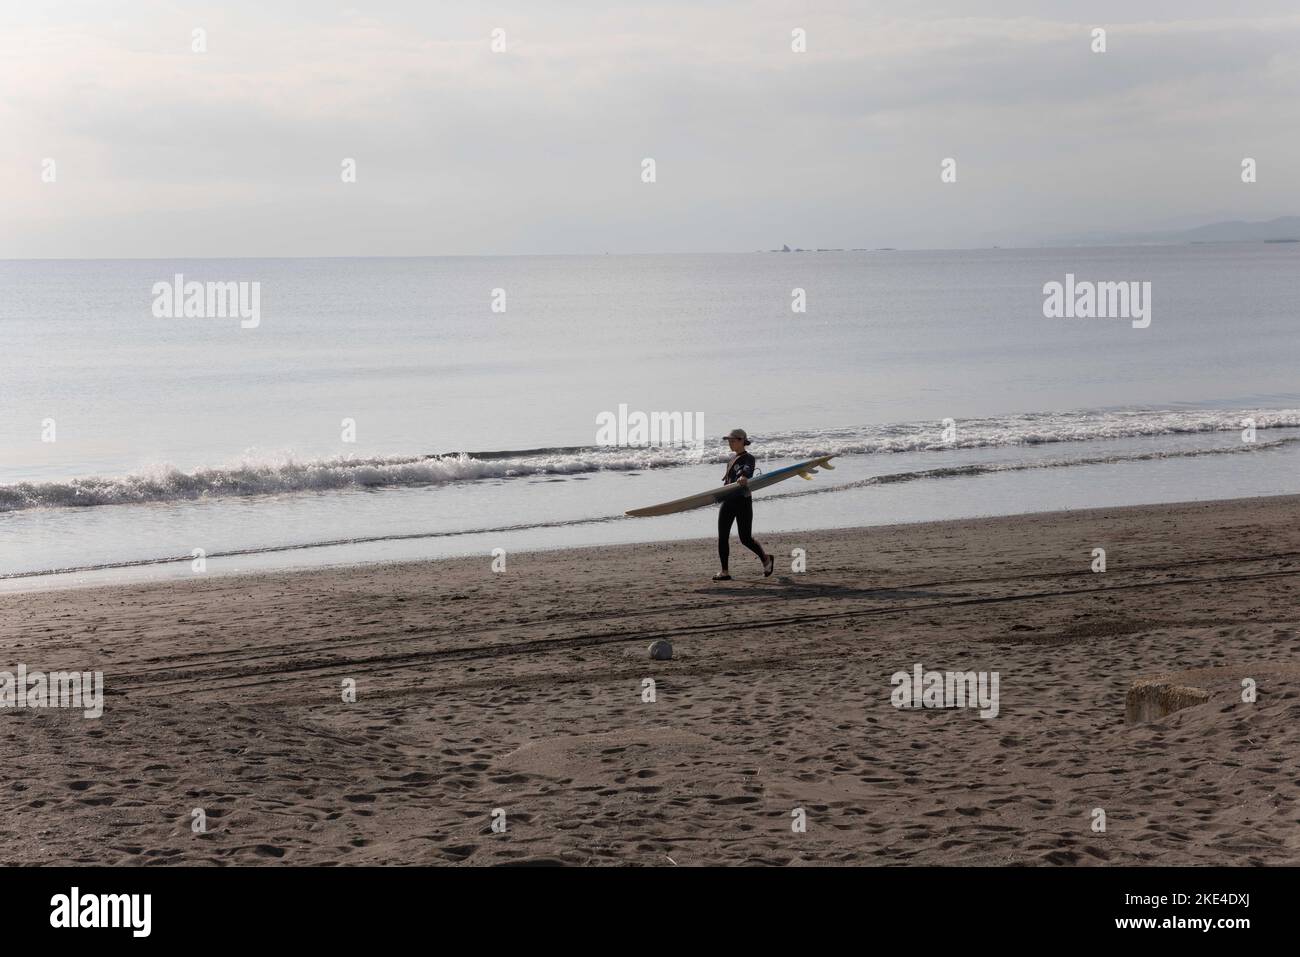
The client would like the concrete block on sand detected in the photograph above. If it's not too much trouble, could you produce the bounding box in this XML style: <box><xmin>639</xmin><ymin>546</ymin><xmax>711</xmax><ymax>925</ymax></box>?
<box><xmin>1126</xmin><ymin>662</ymin><xmax>1300</xmax><ymax>724</ymax></box>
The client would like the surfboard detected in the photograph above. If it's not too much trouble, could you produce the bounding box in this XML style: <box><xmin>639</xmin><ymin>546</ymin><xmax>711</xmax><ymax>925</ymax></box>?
<box><xmin>625</xmin><ymin>454</ymin><xmax>836</xmax><ymax>517</ymax></box>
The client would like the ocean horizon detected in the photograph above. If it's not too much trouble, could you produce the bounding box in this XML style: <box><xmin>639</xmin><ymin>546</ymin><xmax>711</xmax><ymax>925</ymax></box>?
<box><xmin>3</xmin><ymin>244</ymin><xmax>1299</xmax><ymax>588</ymax></box>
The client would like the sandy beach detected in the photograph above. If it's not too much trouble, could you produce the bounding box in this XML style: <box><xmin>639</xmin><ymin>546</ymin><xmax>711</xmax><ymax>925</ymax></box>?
<box><xmin>2</xmin><ymin>495</ymin><xmax>1298</xmax><ymax>866</ymax></box>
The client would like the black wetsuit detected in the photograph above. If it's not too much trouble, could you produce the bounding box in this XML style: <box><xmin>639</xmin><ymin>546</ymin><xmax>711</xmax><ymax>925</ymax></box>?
<box><xmin>718</xmin><ymin>452</ymin><xmax>765</xmax><ymax>569</ymax></box>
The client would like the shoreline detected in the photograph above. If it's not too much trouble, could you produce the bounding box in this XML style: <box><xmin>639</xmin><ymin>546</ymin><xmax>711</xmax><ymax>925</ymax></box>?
<box><xmin>2</xmin><ymin>494</ymin><xmax>1298</xmax><ymax>865</ymax></box>
<box><xmin>6</xmin><ymin>490</ymin><xmax>1300</xmax><ymax>596</ymax></box>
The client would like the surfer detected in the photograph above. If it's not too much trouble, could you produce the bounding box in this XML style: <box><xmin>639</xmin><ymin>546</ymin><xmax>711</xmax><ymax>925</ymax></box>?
<box><xmin>714</xmin><ymin>429</ymin><xmax>775</xmax><ymax>581</ymax></box>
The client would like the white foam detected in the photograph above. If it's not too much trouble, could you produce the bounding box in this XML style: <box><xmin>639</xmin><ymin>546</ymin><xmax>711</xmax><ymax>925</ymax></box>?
<box><xmin>2</xmin><ymin>407</ymin><xmax>1297</xmax><ymax>513</ymax></box>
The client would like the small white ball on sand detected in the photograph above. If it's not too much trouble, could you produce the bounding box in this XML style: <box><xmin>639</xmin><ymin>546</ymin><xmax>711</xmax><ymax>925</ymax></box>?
<box><xmin>648</xmin><ymin>639</ymin><xmax>673</xmax><ymax>660</ymax></box>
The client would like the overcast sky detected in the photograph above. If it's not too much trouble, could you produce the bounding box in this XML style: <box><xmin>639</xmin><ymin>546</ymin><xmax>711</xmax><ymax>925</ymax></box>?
<box><xmin>4</xmin><ymin>1</ymin><xmax>1299</xmax><ymax>257</ymax></box>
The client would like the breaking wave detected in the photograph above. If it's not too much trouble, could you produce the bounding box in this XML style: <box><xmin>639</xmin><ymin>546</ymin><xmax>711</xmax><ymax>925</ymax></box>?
<box><xmin>3</xmin><ymin>407</ymin><xmax>1298</xmax><ymax>513</ymax></box>
<box><xmin>763</xmin><ymin>436</ymin><xmax>1300</xmax><ymax>501</ymax></box>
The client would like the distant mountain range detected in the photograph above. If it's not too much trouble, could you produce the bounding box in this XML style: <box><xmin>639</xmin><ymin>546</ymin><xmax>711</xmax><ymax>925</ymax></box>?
<box><xmin>1043</xmin><ymin>216</ymin><xmax>1300</xmax><ymax>247</ymax></box>
<box><xmin>763</xmin><ymin>216</ymin><xmax>1300</xmax><ymax>254</ymax></box>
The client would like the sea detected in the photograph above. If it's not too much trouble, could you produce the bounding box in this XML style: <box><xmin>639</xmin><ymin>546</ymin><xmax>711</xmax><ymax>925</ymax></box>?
<box><xmin>2</xmin><ymin>243</ymin><xmax>1298</xmax><ymax>590</ymax></box>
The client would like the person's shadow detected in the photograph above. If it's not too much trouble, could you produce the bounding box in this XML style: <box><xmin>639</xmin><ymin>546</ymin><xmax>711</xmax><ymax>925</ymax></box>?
<box><xmin>702</xmin><ymin>579</ymin><xmax>957</xmax><ymax>601</ymax></box>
